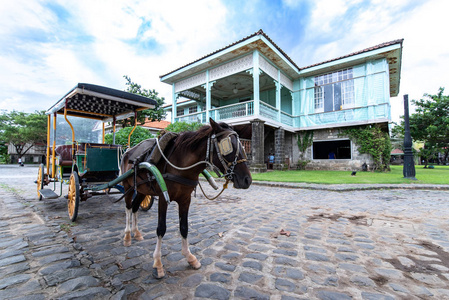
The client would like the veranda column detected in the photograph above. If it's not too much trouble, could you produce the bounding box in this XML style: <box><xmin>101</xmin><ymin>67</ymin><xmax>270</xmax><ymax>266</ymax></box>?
<box><xmin>276</xmin><ymin>70</ymin><xmax>281</xmax><ymax>122</ymax></box>
<box><xmin>253</xmin><ymin>51</ymin><xmax>260</xmax><ymax>116</ymax></box>
<box><xmin>274</xmin><ymin>128</ymin><xmax>285</xmax><ymax>170</ymax></box>
<box><xmin>172</xmin><ymin>83</ymin><xmax>177</xmax><ymax>123</ymax></box>
<box><xmin>250</xmin><ymin>119</ymin><xmax>267</xmax><ymax>173</ymax></box>
<box><xmin>205</xmin><ymin>70</ymin><xmax>211</xmax><ymax>121</ymax></box>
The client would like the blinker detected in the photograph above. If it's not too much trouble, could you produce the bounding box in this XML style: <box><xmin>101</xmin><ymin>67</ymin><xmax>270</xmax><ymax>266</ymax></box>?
<box><xmin>218</xmin><ymin>137</ymin><xmax>233</xmax><ymax>156</ymax></box>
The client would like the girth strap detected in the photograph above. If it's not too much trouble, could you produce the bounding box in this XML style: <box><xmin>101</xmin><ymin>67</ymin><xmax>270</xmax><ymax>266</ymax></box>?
<box><xmin>162</xmin><ymin>173</ymin><xmax>198</xmax><ymax>187</ymax></box>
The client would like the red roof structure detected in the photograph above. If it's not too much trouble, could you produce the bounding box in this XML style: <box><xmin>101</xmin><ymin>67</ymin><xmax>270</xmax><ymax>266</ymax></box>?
<box><xmin>142</xmin><ymin>120</ymin><xmax>170</xmax><ymax>130</ymax></box>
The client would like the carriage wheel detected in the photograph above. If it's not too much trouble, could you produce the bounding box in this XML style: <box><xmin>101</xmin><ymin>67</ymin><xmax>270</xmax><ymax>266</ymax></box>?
<box><xmin>140</xmin><ymin>195</ymin><xmax>154</xmax><ymax>211</ymax></box>
<box><xmin>67</xmin><ymin>172</ymin><xmax>80</xmax><ymax>222</ymax></box>
<box><xmin>37</xmin><ymin>163</ymin><xmax>45</xmax><ymax>200</ymax></box>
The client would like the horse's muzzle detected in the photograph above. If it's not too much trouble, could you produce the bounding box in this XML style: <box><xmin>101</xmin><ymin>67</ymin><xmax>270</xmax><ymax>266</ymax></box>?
<box><xmin>233</xmin><ymin>174</ymin><xmax>252</xmax><ymax>189</ymax></box>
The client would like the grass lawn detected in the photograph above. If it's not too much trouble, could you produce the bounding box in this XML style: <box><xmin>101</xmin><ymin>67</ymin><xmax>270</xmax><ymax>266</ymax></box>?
<box><xmin>250</xmin><ymin>165</ymin><xmax>449</xmax><ymax>185</ymax></box>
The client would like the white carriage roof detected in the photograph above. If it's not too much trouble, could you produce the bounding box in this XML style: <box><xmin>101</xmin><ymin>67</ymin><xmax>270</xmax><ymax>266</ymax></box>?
<box><xmin>46</xmin><ymin>83</ymin><xmax>157</xmax><ymax>121</ymax></box>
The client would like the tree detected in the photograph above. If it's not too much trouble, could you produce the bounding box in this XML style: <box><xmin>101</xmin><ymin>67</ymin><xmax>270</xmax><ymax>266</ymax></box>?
<box><xmin>163</xmin><ymin>121</ymin><xmax>203</xmax><ymax>135</ymax></box>
<box><xmin>394</xmin><ymin>88</ymin><xmax>449</xmax><ymax>166</ymax></box>
<box><xmin>0</xmin><ymin>110</ymin><xmax>47</xmax><ymax>160</ymax></box>
<box><xmin>104</xmin><ymin>126</ymin><xmax>154</xmax><ymax>147</ymax></box>
<box><xmin>119</xmin><ymin>75</ymin><xmax>166</xmax><ymax>127</ymax></box>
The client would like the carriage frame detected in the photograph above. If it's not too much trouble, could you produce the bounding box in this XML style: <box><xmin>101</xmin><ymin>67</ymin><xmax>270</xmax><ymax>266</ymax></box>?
<box><xmin>36</xmin><ymin>83</ymin><xmax>163</xmax><ymax>221</ymax></box>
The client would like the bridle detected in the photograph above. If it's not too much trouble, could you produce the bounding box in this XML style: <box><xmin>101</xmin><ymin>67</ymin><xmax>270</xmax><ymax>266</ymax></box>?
<box><xmin>205</xmin><ymin>130</ymin><xmax>248</xmax><ymax>181</ymax></box>
<box><xmin>154</xmin><ymin>128</ymin><xmax>248</xmax><ymax>201</ymax></box>
<box><xmin>155</xmin><ymin>129</ymin><xmax>247</xmax><ymax>180</ymax></box>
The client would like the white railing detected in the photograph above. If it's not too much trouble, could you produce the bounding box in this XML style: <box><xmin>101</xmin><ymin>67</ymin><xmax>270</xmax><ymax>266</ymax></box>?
<box><xmin>281</xmin><ymin>112</ymin><xmax>294</xmax><ymax>126</ymax></box>
<box><xmin>174</xmin><ymin>101</ymin><xmax>389</xmax><ymax>129</ymax></box>
<box><xmin>176</xmin><ymin>111</ymin><xmax>206</xmax><ymax>123</ymax></box>
<box><xmin>260</xmin><ymin>102</ymin><xmax>278</xmax><ymax>120</ymax></box>
<box><xmin>211</xmin><ymin>101</ymin><xmax>254</xmax><ymax>121</ymax></box>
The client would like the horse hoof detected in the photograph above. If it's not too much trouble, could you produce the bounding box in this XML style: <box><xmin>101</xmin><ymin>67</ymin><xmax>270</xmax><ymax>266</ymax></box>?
<box><xmin>123</xmin><ymin>239</ymin><xmax>131</xmax><ymax>247</ymax></box>
<box><xmin>152</xmin><ymin>267</ymin><xmax>165</xmax><ymax>279</ymax></box>
<box><xmin>134</xmin><ymin>233</ymin><xmax>144</xmax><ymax>241</ymax></box>
<box><xmin>191</xmin><ymin>260</ymin><xmax>201</xmax><ymax>270</ymax></box>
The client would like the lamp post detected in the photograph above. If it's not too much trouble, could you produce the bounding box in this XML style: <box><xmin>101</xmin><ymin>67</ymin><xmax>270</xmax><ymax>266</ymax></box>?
<box><xmin>403</xmin><ymin>94</ymin><xmax>417</xmax><ymax>180</ymax></box>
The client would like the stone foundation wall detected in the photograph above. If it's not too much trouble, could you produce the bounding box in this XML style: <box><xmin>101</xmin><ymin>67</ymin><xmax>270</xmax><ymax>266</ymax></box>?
<box><xmin>297</xmin><ymin>127</ymin><xmax>374</xmax><ymax>171</ymax></box>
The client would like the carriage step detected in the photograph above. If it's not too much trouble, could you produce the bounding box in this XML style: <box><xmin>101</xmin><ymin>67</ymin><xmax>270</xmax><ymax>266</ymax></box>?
<box><xmin>39</xmin><ymin>189</ymin><xmax>59</xmax><ymax>199</ymax></box>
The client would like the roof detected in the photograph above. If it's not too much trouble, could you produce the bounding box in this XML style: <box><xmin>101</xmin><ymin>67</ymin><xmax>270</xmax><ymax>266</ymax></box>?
<box><xmin>300</xmin><ymin>39</ymin><xmax>404</xmax><ymax>70</ymax></box>
<box><xmin>142</xmin><ymin>120</ymin><xmax>171</xmax><ymax>130</ymax></box>
<box><xmin>46</xmin><ymin>83</ymin><xmax>157</xmax><ymax>121</ymax></box>
<box><xmin>391</xmin><ymin>148</ymin><xmax>404</xmax><ymax>155</ymax></box>
<box><xmin>160</xmin><ymin>29</ymin><xmax>300</xmax><ymax>80</ymax></box>
<box><xmin>160</xmin><ymin>30</ymin><xmax>403</xmax><ymax>96</ymax></box>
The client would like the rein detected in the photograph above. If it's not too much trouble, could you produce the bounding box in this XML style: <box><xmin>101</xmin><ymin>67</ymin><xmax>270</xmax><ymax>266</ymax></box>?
<box><xmin>155</xmin><ymin>129</ymin><xmax>247</xmax><ymax>200</ymax></box>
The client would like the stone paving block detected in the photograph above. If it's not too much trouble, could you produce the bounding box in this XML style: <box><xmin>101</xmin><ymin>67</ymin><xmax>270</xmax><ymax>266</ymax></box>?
<box><xmin>305</xmin><ymin>252</ymin><xmax>330</xmax><ymax>262</ymax></box>
<box><xmin>245</xmin><ymin>253</ymin><xmax>268</xmax><ymax>261</ymax></box>
<box><xmin>215</xmin><ymin>262</ymin><xmax>236</xmax><ymax>272</ymax></box>
<box><xmin>120</xmin><ymin>257</ymin><xmax>142</xmax><ymax>269</ymax></box>
<box><xmin>0</xmin><ymin>261</ymin><xmax>30</xmax><ymax>279</ymax></box>
<box><xmin>58</xmin><ymin>275</ymin><xmax>100</xmax><ymax>293</ymax></box>
<box><xmin>316</xmin><ymin>290</ymin><xmax>352</xmax><ymax>300</ymax></box>
<box><xmin>0</xmin><ymin>273</ymin><xmax>31</xmax><ymax>289</ymax></box>
<box><xmin>238</xmin><ymin>272</ymin><xmax>263</xmax><ymax>283</ymax></box>
<box><xmin>31</xmin><ymin>246</ymin><xmax>69</xmax><ymax>257</ymax></box>
<box><xmin>307</xmin><ymin>263</ymin><xmax>337</xmax><ymax>274</ymax></box>
<box><xmin>222</xmin><ymin>252</ymin><xmax>240</xmax><ymax>260</ymax></box>
<box><xmin>38</xmin><ymin>253</ymin><xmax>74</xmax><ymax>265</ymax></box>
<box><xmin>286</xmin><ymin>268</ymin><xmax>305</xmax><ymax>280</ymax></box>
<box><xmin>44</xmin><ymin>268</ymin><xmax>91</xmax><ymax>286</ymax></box>
<box><xmin>350</xmin><ymin>275</ymin><xmax>375</xmax><ymax>287</ymax></box>
<box><xmin>374</xmin><ymin>268</ymin><xmax>404</xmax><ymax>279</ymax></box>
<box><xmin>275</xmin><ymin>256</ymin><xmax>299</xmax><ymax>266</ymax></box>
<box><xmin>361</xmin><ymin>292</ymin><xmax>395</xmax><ymax>300</ymax></box>
<box><xmin>59</xmin><ymin>287</ymin><xmax>110</xmax><ymax>300</ymax></box>
<box><xmin>242</xmin><ymin>260</ymin><xmax>263</xmax><ymax>271</ymax></box>
<box><xmin>183</xmin><ymin>274</ymin><xmax>204</xmax><ymax>287</ymax></box>
<box><xmin>0</xmin><ymin>238</ymin><xmax>25</xmax><ymax>249</ymax></box>
<box><xmin>234</xmin><ymin>286</ymin><xmax>269</xmax><ymax>300</ymax></box>
<box><xmin>335</xmin><ymin>253</ymin><xmax>358</xmax><ymax>261</ymax></box>
<box><xmin>275</xmin><ymin>278</ymin><xmax>296</xmax><ymax>292</ymax></box>
<box><xmin>195</xmin><ymin>283</ymin><xmax>230</xmax><ymax>299</ymax></box>
<box><xmin>274</xmin><ymin>249</ymin><xmax>298</xmax><ymax>256</ymax></box>
<box><xmin>211</xmin><ymin>272</ymin><xmax>232</xmax><ymax>283</ymax></box>
<box><xmin>0</xmin><ymin>254</ymin><xmax>26</xmax><ymax>267</ymax></box>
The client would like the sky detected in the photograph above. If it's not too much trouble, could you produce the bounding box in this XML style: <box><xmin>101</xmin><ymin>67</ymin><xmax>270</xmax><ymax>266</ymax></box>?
<box><xmin>0</xmin><ymin>0</ymin><xmax>448</xmax><ymax>123</ymax></box>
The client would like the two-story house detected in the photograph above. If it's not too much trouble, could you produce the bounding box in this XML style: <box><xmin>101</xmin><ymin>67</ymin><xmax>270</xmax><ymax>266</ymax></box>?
<box><xmin>160</xmin><ymin>30</ymin><xmax>403</xmax><ymax>172</ymax></box>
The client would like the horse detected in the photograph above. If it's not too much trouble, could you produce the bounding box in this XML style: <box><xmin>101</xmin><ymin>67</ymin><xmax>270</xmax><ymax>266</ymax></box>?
<box><xmin>120</xmin><ymin>118</ymin><xmax>252</xmax><ymax>278</ymax></box>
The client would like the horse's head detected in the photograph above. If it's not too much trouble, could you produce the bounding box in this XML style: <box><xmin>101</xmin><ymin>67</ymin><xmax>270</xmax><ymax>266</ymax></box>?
<box><xmin>209</xmin><ymin>118</ymin><xmax>252</xmax><ymax>189</ymax></box>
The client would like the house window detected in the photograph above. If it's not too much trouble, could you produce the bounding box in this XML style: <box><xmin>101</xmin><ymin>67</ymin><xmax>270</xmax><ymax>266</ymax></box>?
<box><xmin>312</xmin><ymin>140</ymin><xmax>351</xmax><ymax>159</ymax></box>
<box><xmin>314</xmin><ymin>68</ymin><xmax>354</xmax><ymax>112</ymax></box>
<box><xmin>188</xmin><ymin>106</ymin><xmax>198</xmax><ymax>114</ymax></box>
<box><xmin>177</xmin><ymin>108</ymin><xmax>184</xmax><ymax>116</ymax></box>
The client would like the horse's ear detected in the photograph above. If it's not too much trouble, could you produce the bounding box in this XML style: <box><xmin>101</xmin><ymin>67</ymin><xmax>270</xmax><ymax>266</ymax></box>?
<box><xmin>209</xmin><ymin>118</ymin><xmax>222</xmax><ymax>133</ymax></box>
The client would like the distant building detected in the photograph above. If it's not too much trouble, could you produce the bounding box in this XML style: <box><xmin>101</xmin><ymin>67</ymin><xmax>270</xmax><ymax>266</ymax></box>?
<box><xmin>161</xmin><ymin>29</ymin><xmax>403</xmax><ymax>172</ymax></box>
<box><xmin>8</xmin><ymin>143</ymin><xmax>46</xmax><ymax>164</ymax></box>
<box><xmin>141</xmin><ymin>120</ymin><xmax>171</xmax><ymax>136</ymax></box>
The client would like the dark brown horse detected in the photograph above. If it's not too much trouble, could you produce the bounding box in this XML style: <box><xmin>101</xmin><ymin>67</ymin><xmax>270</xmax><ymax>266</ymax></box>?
<box><xmin>120</xmin><ymin>118</ymin><xmax>252</xmax><ymax>278</ymax></box>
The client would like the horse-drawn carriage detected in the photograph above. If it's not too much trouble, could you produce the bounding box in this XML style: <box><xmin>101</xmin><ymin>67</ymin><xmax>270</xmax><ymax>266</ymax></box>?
<box><xmin>37</xmin><ymin>83</ymin><xmax>252</xmax><ymax>278</ymax></box>
<box><xmin>36</xmin><ymin>83</ymin><xmax>168</xmax><ymax>221</ymax></box>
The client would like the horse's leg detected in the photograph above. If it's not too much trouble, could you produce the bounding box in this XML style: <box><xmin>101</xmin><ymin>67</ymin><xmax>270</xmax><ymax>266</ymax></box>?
<box><xmin>153</xmin><ymin>196</ymin><xmax>168</xmax><ymax>279</ymax></box>
<box><xmin>131</xmin><ymin>193</ymin><xmax>145</xmax><ymax>241</ymax></box>
<box><xmin>124</xmin><ymin>189</ymin><xmax>133</xmax><ymax>247</ymax></box>
<box><xmin>179</xmin><ymin>198</ymin><xmax>201</xmax><ymax>269</ymax></box>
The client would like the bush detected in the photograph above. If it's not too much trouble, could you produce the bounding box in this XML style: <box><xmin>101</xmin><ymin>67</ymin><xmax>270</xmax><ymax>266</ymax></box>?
<box><xmin>105</xmin><ymin>126</ymin><xmax>154</xmax><ymax>147</ymax></box>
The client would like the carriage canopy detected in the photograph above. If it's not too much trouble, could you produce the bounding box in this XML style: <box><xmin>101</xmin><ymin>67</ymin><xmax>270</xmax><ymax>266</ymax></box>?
<box><xmin>46</xmin><ymin>83</ymin><xmax>157</xmax><ymax>121</ymax></box>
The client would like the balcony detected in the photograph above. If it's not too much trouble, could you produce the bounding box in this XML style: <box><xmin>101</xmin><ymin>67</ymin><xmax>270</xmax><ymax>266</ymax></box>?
<box><xmin>174</xmin><ymin>101</ymin><xmax>389</xmax><ymax>129</ymax></box>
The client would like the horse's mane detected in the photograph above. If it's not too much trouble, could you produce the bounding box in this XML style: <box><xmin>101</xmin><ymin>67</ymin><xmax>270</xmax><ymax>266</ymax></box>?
<box><xmin>173</xmin><ymin>122</ymin><xmax>233</xmax><ymax>153</ymax></box>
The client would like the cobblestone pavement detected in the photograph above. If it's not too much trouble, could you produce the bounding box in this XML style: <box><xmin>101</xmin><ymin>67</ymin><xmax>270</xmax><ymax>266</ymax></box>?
<box><xmin>1</xmin><ymin>164</ymin><xmax>449</xmax><ymax>299</ymax></box>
